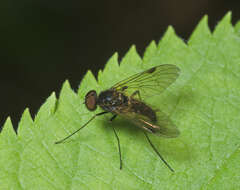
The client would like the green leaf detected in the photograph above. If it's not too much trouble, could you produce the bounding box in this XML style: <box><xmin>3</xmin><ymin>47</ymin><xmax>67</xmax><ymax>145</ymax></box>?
<box><xmin>1</xmin><ymin>12</ymin><xmax>240</xmax><ymax>189</ymax></box>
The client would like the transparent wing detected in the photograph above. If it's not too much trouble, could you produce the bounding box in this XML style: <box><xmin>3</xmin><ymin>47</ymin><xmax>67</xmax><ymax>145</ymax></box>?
<box><xmin>120</xmin><ymin>109</ymin><xmax>180</xmax><ymax>138</ymax></box>
<box><xmin>112</xmin><ymin>64</ymin><xmax>180</xmax><ymax>99</ymax></box>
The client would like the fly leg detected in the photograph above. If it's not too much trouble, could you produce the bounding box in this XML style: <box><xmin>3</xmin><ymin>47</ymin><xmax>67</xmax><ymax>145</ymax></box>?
<box><xmin>109</xmin><ymin>114</ymin><xmax>117</xmax><ymax>122</ymax></box>
<box><xmin>55</xmin><ymin>111</ymin><xmax>108</xmax><ymax>144</ymax></box>
<box><xmin>131</xmin><ymin>90</ymin><xmax>142</xmax><ymax>100</ymax></box>
<box><xmin>112</xmin><ymin>126</ymin><xmax>122</xmax><ymax>169</ymax></box>
<box><xmin>143</xmin><ymin>131</ymin><xmax>175</xmax><ymax>172</ymax></box>
<box><xmin>108</xmin><ymin>114</ymin><xmax>122</xmax><ymax>169</ymax></box>
<box><xmin>109</xmin><ymin>114</ymin><xmax>122</xmax><ymax>169</ymax></box>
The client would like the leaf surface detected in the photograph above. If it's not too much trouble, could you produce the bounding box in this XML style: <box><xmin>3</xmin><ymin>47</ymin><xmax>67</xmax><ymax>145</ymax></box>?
<box><xmin>1</xmin><ymin>12</ymin><xmax>240</xmax><ymax>190</ymax></box>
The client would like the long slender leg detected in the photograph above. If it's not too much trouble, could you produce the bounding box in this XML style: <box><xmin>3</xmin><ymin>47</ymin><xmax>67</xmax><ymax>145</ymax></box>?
<box><xmin>143</xmin><ymin>131</ymin><xmax>174</xmax><ymax>172</ymax></box>
<box><xmin>109</xmin><ymin>114</ymin><xmax>117</xmax><ymax>122</ymax></box>
<box><xmin>112</xmin><ymin>126</ymin><xmax>122</xmax><ymax>169</ymax></box>
<box><xmin>55</xmin><ymin>111</ymin><xmax>108</xmax><ymax>144</ymax></box>
<box><xmin>131</xmin><ymin>90</ymin><xmax>142</xmax><ymax>100</ymax></box>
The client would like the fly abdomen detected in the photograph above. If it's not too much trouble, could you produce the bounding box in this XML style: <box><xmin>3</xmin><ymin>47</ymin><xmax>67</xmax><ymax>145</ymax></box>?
<box><xmin>131</xmin><ymin>100</ymin><xmax>157</xmax><ymax>122</ymax></box>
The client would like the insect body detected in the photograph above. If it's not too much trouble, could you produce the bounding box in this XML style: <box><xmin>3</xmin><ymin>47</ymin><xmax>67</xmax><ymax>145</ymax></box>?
<box><xmin>56</xmin><ymin>64</ymin><xmax>180</xmax><ymax>172</ymax></box>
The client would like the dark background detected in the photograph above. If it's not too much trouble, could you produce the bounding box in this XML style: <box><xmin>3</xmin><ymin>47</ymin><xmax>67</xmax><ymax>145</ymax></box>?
<box><xmin>1</xmin><ymin>0</ymin><xmax>240</xmax><ymax>130</ymax></box>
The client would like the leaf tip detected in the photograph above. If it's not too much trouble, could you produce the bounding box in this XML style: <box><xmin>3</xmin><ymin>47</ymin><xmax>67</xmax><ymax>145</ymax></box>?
<box><xmin>220</xmin><ymin>11</ymin><xmax>232</xmax><ymax>25</ymax></box>
<box><xmin>188</xmin><ymin>14</ymin><xmax>211</xmax><ymax>45</ymax></box>
<box><xmin>61</xmin><ymin>80</ymin><xmax>77</xmax><ymax>98</ymax></box>
<box><xmin>34</xmin><ymin>91</ymin><xmax>58</xmax><ymax>123</ymax></box>
<box><xmin>17</xmin><ymin>107</ymin><xmax>34</xmax><ymax>137</ymax></box>
<box><xmin>166</xmin><ymin>25</ymin><xmax>176</xmax><ymax>35</ymax></box>
<box><xmin>112</xmin><ymin>51</ymin><xmax>119</xmax><ymax>58</ymax></box>
<box><xmin>158</xmin><ymin>25</ymin><xmax>177</xmax><ymax>46</ymax></box>
<box><xmin>0</xmin><ymin>117</ymin><xmax>16</xmax><ymax>137</ymax></box>
<box><xmin>225</xmin><ymin>11</ymin><xmax>232</xmax><ymax>20</ymax></box>
<box><xmin>129</xmin><ymin>44</ymin><xmax>136</xmax><ymax>51</ymax></box>
<box><xmin>78</xmin><ymin>70</ymin><xmax>98</xmax><ymax>95</ymax></box>
<box><xmin>119</xmin><ymin>44</ymin><xmax>142</xmax><ymax>69</ymax></box>
<box><xmin>213</xmin><ymin>11</ymin><xmax>233</xmax><ymax>36</ymax></box>
<box><xmin>99</xmin><ymin>52</ymin><xmax>119</xmax><ymax>83</ymax></box>
<box><xmin>143</xmin><ymin>40</ymin><xmax>157</xmax><ymax>63</ymax></box>
<box><xmin>4</xmin><ymin>117</ymin><xmax>13</xmax><ymax>126</ymax></box>
<box><xmin>62</xmin><ymin>80</ymin><xmax>72</xmax><ymax>90</ymax></box>
<box><xmin>21</xmin><ymin>108</ymin><xmax>33</xmax><ymax>122</ymax></box>
<box><xmin>201</xmin><ymin>14</ymin><xmax>209</xmax><ymax>25</ymax></box>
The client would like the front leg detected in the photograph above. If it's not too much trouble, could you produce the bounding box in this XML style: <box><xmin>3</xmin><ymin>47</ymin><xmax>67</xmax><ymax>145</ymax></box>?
<box><xmin>130</xmin><ymin>90</ymin><xmax>142</xmax><ymax>100</ymax></box>
<box><xmin>109</xmin><ymin>114</ymin><xmax>117</xmax><ymax>122</ymax></box>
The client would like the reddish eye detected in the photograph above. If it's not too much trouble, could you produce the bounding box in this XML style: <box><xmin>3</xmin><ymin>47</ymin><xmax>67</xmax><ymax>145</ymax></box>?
<box><xmin>85</xmin><ymin>90</ymin><xmax>97</xmax><ymax>111</ymax></box>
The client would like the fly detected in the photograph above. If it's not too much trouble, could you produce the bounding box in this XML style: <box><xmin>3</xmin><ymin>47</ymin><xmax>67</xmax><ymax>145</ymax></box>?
<box><xmin>55</xmin><ymin>64</ymin><xmax>180</xmax><ymax>172</ymax></box>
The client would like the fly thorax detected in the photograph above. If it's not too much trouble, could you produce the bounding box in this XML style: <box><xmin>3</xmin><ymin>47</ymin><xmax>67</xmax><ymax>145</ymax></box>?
<box><xmin>98</xmin><ymin>90</ymin><xmax>128</xmax><ymax>112</ymax></box>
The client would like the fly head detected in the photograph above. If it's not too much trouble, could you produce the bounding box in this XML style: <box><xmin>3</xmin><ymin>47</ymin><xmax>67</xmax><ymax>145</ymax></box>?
<box><xmin>85</xmin><ymin>90</ymin><xmax>98</xmax><ymax>111</ymax></box>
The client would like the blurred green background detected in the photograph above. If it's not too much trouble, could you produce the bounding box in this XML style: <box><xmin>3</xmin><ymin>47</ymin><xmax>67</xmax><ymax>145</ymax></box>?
<box><xmin>0</xmin><ymin>0</ymin><xmax>240</xmax><ymax>129</ymax></box>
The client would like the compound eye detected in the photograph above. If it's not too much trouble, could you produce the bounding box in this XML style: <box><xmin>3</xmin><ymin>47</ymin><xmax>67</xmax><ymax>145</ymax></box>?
<box><xmin>85</xmin><ymin>90</ymin><xmax>97</xmax><ymax>111</ymax></box>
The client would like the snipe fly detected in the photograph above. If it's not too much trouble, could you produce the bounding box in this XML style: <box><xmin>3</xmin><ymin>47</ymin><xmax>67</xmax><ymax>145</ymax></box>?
<box><xmin>56</xmin><ymin>64</ymin><xmax>180</xmax><ymax>172</ymax></box>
